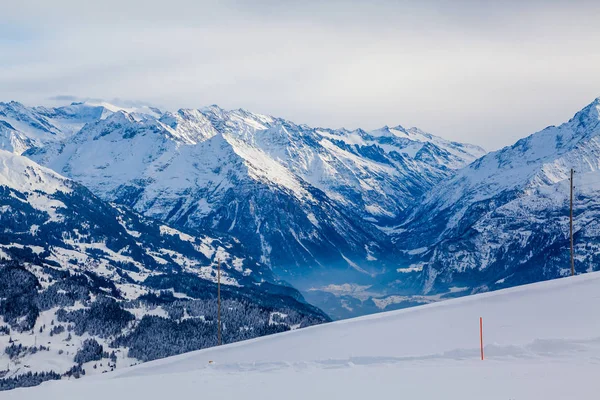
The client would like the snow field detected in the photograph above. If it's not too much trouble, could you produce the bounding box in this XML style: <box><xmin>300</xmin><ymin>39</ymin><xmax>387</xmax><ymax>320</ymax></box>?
<box><xmin>7</xmin><ymin>272</ymin><xmax>600</xmax><ymax>399</ymax></box>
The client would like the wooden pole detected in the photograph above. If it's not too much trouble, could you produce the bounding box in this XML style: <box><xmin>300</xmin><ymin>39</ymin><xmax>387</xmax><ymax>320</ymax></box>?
<box><xmin>570</xmin><ymin>168</ymin><xmax>575</xmax><ymax>277</ymax></box>
<box><xmin>479</xmin><ymin>317</ymin><xmax>484</xmax><ymax>361</ymax></box>
<box><xmin>217</xmin><ymin>259</ymin><xmax>222</xmax><ymax>346</ymax></box>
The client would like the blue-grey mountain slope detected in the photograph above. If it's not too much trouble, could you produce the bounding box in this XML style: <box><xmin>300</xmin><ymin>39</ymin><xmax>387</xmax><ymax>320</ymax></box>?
<box><xmin>394</xmin><ymin>97</ymin><xmax>600</xmax><ymax>298</ymax></box>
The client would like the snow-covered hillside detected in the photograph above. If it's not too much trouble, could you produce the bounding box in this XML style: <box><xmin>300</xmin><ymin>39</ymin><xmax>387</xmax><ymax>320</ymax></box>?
<box><xmin>0</xmin><ymin>150</ymin><xmax>328</xmax><ymax>389</ymax></box>
<box><xmin>7</xmin><ymin>272</ymin><xmax>600</xmax><ymax>400</ymax></box>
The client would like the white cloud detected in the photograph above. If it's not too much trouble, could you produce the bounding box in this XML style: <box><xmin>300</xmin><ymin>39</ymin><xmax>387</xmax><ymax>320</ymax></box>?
<box><xmin>1</xmin><ymin>0</ymin><xmax>599</xmax><ymax>150</ymax></box>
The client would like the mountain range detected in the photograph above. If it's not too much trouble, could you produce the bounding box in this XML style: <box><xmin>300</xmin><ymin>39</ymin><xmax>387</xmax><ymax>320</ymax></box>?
<box><xmin>2</xmin><ymin>96</ymin><xmax>600</xmax><ymax>390</ymax></box>
<box><xmin>4</xmin><ymin>100</ymin><xmax>484</xmax><ymax>317</ymax></box>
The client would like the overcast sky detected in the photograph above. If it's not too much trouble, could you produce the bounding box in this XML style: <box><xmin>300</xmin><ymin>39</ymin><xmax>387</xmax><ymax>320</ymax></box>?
<box><xmin>1</xmin><ymin>0</ymin><xmax>599</xmax><ymax>150</ymax></box>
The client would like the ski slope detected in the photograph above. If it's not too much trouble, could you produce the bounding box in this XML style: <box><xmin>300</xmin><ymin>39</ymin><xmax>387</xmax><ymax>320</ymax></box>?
<box><xmin>6</xmin><ymin>272</ymin><xmax>600</xmax><ymax>399</ymax></box>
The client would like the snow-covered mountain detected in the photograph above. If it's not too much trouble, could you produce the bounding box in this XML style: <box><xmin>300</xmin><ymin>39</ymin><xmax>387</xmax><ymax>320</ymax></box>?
<box><xmin>0</xmin><ymin>101</ymin><xmax>161</xmax><ymax>154</ymax></box>
<box><xmin>0</xmin><ymin>150</ymin><xmax>328</xmax><ymax>389</ymax></box>
<box><xmin>0</xmin><ymin>149</ymin><xmax>277</xmax><ymax>286</ymax></box>
<box><xmin>396</xmin><ymin>97</ymin><xmax>600</xmax><ymax>294</ymax></box>
<box><xmin>9</xmin><ymin>271</ymin><xmax>600</xmax><ymax>399</ymax></box>
<box><xmin>14</xmin><ymin>100</ymin><xmax>483</xmax><ymax>318</ymax></box>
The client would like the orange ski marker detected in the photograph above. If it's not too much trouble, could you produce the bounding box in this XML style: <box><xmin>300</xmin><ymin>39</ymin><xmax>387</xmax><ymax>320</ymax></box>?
<box><xmin>479</xmin><ymin>317</ymin><xmax>484</xmax><ymax>361</ymax></box>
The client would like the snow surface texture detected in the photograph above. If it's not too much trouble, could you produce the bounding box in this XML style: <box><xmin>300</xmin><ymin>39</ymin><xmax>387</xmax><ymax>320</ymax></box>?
<box><xmin>6</xmin><ymin>272</ymin><xmax>600</xmax><ymax>400</ymax></box>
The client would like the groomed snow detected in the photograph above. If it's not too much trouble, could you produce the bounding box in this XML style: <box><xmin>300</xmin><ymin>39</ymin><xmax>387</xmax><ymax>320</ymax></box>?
<box><xmin>7</xmin><ymin>272</ymin><xmax>600</xmax><ymax>399</ymax></box>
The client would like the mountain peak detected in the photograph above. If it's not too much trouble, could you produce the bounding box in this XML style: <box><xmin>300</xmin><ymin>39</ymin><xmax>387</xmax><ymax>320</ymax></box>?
<box><xmin>369</xmin><ymin>126</ymin><xmax>393</xmax><ymax>137</ymax></box>
<box><xmin>201</xmin><ymin>104</ymin><xmax>226</xmax><ymax>114</ymax></box>
<box><xmin>576</xmin><ymin>96</ymin><xmax>600</xmax><ymax>122</ymax></box>
<box><xmin>160</xmin><ymin>108</ymin><xmax>218</xmax><ymax>144</ymax></box>
<box><xmin>0</xmin><ymin>100</ymin><xmax>29</xmax><ymax>114</ymax></box>
<box><xmin>2</xmin><ymin>100</ymin><xmax>26</xmax><ymax>109</ymax></box>
<box><xmin>105</xmin><ymin>109</ymin><xmax>136</xmax><ymax>124</ymax></box>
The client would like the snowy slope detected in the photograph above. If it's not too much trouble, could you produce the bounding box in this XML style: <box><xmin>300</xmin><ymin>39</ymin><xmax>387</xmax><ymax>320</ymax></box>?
<box><xmin>0</xmin><ymin>121</ymin><xmax>34</xmax><ymax>154</ymax></box>
<box><xmin>394</xmin><ymin>97</ymin><xmax>600</xmax><ymax>294</ymax></box>
<box><xmin>7</xmin><ymin>272</ymin><xmax>600</xmax><ymax>400</ymax></box>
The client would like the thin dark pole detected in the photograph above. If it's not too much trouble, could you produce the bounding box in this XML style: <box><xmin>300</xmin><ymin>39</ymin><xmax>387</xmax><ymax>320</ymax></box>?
<box><xmin>570</xmin><ymin>168</ymin><xmax>575</xmax><ymax>277</ymax></box>
<box><xmin>217</xmin><ymin>259</ymin><xmax>222</xmax><ymax>346</ymax></box>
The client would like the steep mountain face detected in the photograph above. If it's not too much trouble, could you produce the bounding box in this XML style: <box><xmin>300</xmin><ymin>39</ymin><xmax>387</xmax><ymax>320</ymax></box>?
<box><xmin>20</xmin><ymin>102</ymin><xmax>483</xmax><ymax>319</ymax></box>
<box><xmin>0</xmin><ymin>120</ymin><xmax>33</xmax><ymax>155</ymax></box>
<box><xmin>0</xmin><ymin>150</ymin><xmax>328</xmax><ymax>389</ymax></box>
<box><xmin>396</xmin><ymin>98</ymin><xmax>600</xmax><ymax>295</ymax></box>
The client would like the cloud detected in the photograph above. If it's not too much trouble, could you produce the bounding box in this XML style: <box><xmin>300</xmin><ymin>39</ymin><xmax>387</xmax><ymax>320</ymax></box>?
<box><xmin>47</xmin><ymin>95</ymin><xmax>82</xmax><ymax>102</ymax></box>
<box><xmin>1</xmin><ymin>0</ymin><xmax>599</xmax><ymax>150</ymax></box>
